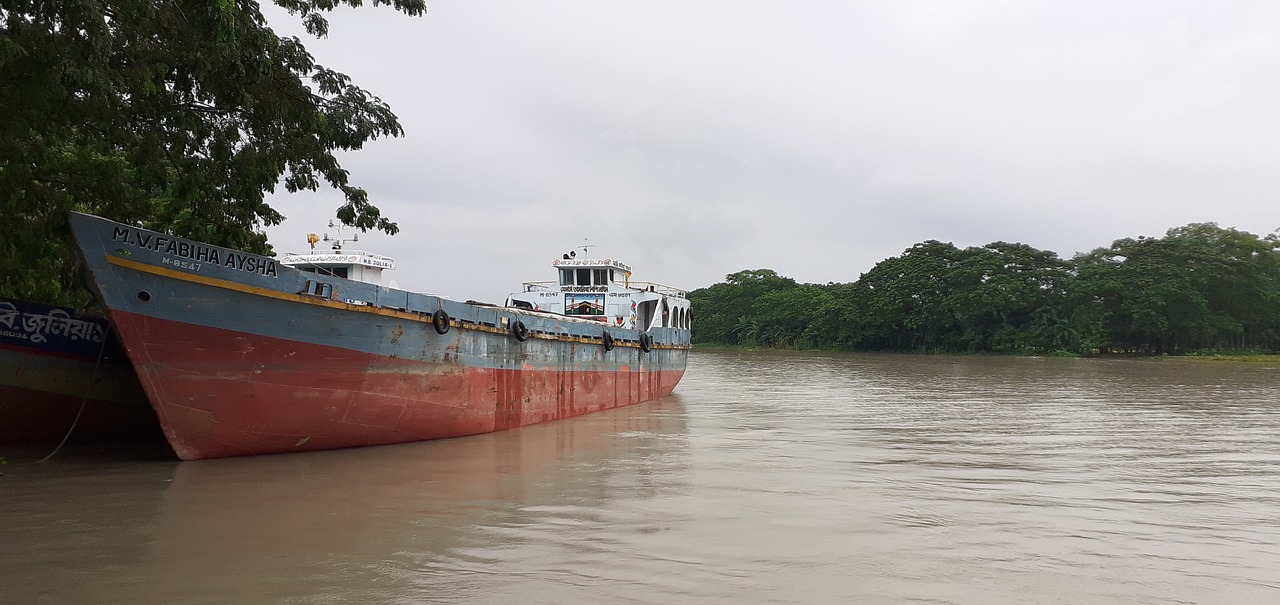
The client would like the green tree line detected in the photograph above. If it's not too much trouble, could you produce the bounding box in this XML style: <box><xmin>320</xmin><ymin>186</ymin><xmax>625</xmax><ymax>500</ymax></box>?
<box><xmin>689</xmin><ymin>223</ymin><xmax>1280</xmax><ymax>355</ymax></box>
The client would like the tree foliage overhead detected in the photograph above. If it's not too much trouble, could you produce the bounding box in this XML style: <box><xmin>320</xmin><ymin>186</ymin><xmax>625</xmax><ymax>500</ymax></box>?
<box><xmin>690</xmin><ymin>223</ymin><xmax>1280</xmax><ymax>356</ymax></box>
<box><xmin>0</xmin><ymin>0</ymin><xmax>424</xmax><ymax>304</ymax></box>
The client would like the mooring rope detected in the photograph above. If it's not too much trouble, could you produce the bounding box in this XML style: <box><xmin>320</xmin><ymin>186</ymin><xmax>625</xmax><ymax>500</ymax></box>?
<box><xmin>36</xmin><ymin>333</ymin><xmax>112</xmax><ymax>463</ymax></box>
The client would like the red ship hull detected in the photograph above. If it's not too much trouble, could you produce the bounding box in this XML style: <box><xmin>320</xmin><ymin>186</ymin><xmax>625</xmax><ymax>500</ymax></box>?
<box><xmin>113</xmin><ymin>311</ymin><xmax>684</xmax><ymax>460</ymax></box>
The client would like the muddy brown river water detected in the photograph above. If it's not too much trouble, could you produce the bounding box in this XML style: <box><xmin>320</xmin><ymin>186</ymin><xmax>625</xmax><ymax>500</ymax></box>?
<box><xmin>3</xmin><ymin>350</ymin><xmax>1278</xmax><ymax>604</ymax></box>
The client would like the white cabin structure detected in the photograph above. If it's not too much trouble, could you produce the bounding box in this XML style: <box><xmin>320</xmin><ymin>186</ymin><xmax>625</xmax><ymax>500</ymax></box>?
<box><xmin>279</xmin><ymin>232</ymin><xmax>396</xmax><ymax>286</ymax></box>
<box><xmin>507</xmin><ymin>254</ymin><xmax>690</xmax><ymax>332</ymax></box>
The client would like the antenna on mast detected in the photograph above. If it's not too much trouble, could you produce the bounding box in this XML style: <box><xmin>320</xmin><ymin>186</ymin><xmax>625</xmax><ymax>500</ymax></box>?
<box><xmin>578</xmin><ymin>238</ymin><xmax>594</xmax><ymax>257</ymax></box>
<box><xmin>322</xmin><ymin>219</ymin><xmax>359</xmax><ymax>250</ymax></box>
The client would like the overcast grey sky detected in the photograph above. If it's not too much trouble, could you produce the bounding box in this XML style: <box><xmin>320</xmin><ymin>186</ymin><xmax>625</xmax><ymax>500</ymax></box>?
<box><xmin>261</xmin><ymin>1</ymin><xmax>1280</xmax><ymax>303</ymax></box>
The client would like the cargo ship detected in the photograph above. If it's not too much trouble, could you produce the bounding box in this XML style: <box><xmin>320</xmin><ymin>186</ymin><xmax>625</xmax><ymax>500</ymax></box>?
<box><xmin>67</xmin><ymin>212</ymin><xmax>690</xmax><ymax>460</ymax></box>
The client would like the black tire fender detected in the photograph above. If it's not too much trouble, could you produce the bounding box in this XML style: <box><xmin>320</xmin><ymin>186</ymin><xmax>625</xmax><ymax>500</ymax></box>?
<box><xmin>432</xmin><ymin>309</ymin><xmax>451</xmax><ymax>334</ymax></box>
<box><xmin>512</xmin><ymin>319</ymin><xmax>530</xmax><ymax>342</ymax></box>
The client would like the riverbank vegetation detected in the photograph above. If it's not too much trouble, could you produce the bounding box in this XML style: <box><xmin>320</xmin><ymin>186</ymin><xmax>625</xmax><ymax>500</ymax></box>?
<box><xmin>1</xmin><ymin>0</ymin><xmax>424</xmax><ymax>306</ymax></box>
<box><xmin>690</xmin><ymin>223</ymin><xmax>1280</xmax><ymax>356</ymax></box>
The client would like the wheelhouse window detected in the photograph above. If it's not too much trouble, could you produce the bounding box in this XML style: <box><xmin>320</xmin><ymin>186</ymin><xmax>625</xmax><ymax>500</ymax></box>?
<box><xmin>560</xmin><ymin>269</ymin><xmax>573</xmax><ymax>286</ymax></box>
<box><xmin>301</xmin><ymin>266</ymin><xmax>348</xmax><ymax>279</ymax></box>
<box><xmin>576</xmin><ymin>268</ymin><xmax>591</xmax><ymax>285</ymax></box>
<box><xmin>593</xmin><ymin>269</ymin><xmax>608</xmax><ymax>285</ymax></box>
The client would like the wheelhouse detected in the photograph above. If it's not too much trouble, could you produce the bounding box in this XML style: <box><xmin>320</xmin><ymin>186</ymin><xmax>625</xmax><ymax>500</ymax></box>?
<box><xmin>507</xmin><ymin>253</ymin><xmax>690</xmax><ymax>332</ymax></box>
<box><xmin>279</xmin><ymin>232</ymin><xmax>395</xmax><ymax>286</ymax></box>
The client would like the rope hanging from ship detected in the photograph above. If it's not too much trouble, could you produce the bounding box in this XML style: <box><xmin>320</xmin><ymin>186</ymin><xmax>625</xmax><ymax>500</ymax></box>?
<box><xmin>37</xmin><ymin>330</ymin><xmax>112</xmax><ymax>463</ymax></box>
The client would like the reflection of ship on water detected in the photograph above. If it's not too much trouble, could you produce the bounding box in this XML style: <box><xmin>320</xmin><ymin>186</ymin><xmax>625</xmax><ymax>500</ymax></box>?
<box><xmin>114</xmin><ymin>397</ymin><xmax>689</xmax><ymax>603</ymax></box>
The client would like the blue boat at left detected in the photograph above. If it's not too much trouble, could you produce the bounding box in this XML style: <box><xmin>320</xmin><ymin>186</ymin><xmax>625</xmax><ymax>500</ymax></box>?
<box><xmin>0</xmin><ymin>297</ymin><xmax>156</xmax><ymax>444</ymax></box>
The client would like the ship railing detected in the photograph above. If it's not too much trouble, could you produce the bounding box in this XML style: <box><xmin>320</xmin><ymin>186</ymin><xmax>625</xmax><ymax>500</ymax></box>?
<box><xmin>314</xmin><ymin>249</ymin><xmax>394</xmax><ymax>262</ymax></box>
<box><xmin>627</xmin><ymin>281</ymin><xmax>687</xmax><ymax>298</ymax></box>
<box><xmin>522</xmin><ymin>281</ymin><xmax>558</xmax><ymax>292</ymax></box>
<box><xmin>521</xmin><ymin>280</ymin><xmax>686</xmax><ymax>298</ymax></box>
<box><xmin>286</xmin><ymin>249</ymin><xmax>395</xmax><ymax>263</ymax></box>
